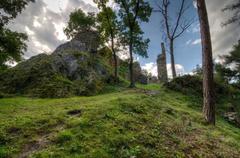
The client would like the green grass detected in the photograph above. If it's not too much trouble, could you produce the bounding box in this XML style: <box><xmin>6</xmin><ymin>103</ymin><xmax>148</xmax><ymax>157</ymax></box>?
<box><xmin>0</xmin><ymin>84</ymin><xmax>240</xmax><ymax>158</ymax></box>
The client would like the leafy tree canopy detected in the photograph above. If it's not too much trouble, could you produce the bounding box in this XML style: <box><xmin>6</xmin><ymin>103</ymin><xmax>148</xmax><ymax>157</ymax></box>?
<box><xmin>64</xmin><ymin>9</ymin><xmax>96</xmax><ymax>39</ymax></box>
<box><xmin>115</xmin><ymin>0</ymin><xmax>152</xmax><ymax>58</ymax></box>
<box><xmin>0</xmin><ymin>28</ymin><xmax>27</xmax><ymax>66</ymax></box>
<box><xmin>0</xmin><ymin>0</ymin><xmax>34</xmax><ymax>27</ymax></box>
<box><xmin>0</xmin><ymin>0</ymin><xmax>34</xmax><ymax>69</ymax></box>
<box><xmin>97</xmin><ymin>7</ymin><xmax>118</xmax><ymax>43</ymax></box>
<box><xmin>224</xmin><ymin>41</ymin><xmax>240</xmax><ymax>71</ymax></box>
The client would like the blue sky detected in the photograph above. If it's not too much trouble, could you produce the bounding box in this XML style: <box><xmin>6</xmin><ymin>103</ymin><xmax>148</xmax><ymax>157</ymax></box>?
<box><xmin>8</xmin><ymin>0</ymin><xmax>240</xmax><ymax>77</ymax></box>
<box><xmin>139</xmin><ymin>0</ymin><xmax>202</xmax><ymax>75</ymax></box>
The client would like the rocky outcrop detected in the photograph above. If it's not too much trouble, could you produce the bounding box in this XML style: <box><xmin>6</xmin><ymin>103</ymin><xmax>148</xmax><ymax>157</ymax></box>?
<box><xmin>133</xmin><ymin>62</ymin><xmax>148</xmax><ymax>84</ymax></box>
<box><xmin>157</xmin><ymin>43</ymin><xmax>168</xmax><ymax>83</ymax></box>
<box><xmin>0</xmin><ymin>31</ymin><xmax>111</xmax><ymax>98</ymax></box>
<box><xmin>53</xmin><ymin>30</ymin><xmax>100</xmax><ymax>54</ymax></box>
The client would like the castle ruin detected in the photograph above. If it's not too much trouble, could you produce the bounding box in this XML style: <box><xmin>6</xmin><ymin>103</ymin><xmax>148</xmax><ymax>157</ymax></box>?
<box><xmin>157</xmin><ymin>43</ymin><xmax>168</xmax><ymax>83</ymax></box>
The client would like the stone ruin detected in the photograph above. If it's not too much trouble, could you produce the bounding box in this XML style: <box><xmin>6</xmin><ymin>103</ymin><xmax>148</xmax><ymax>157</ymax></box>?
<box><xmin>157</xmin><ymin>42</ymin><xmax>168</xmax><ymax>83</ymax></box>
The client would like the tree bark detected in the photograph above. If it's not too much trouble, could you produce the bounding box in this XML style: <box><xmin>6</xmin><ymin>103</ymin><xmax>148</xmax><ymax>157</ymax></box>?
<box><xmin>129</xmin><ymin>31</ymin><xmax>135</xmax><ymax>88</ymax></box>
<box><xmin>197</xmin><ymin>0</ymin><xmax>215</xmax><ymax>125</ymax></box>
<box><xmin>111</xmin><ymin>36</ymin><xmax>118</xmax><ymax>82</ymax></box>
<box><xmin>170</xmin><ymin>39</ymin><xmax>177</xmax><ymax>78</ymax></box>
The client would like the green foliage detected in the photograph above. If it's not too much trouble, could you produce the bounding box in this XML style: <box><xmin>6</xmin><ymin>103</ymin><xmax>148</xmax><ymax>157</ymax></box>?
<box><xmin>96</xmin><ymin>5</ymin><xmax>119</xmax><ymax>43</ymax></box>
<box><xmin>0</xmin><ymin>51</ymin><xmax>111</xmax><ymax>98</ymax></box>
<box><xmin>0</xmin><ymin>28</ymin><xmax>28</xmax><ymax>68</ymax></box>
<box><xmin>116</xmin><ymin>0</ymin><xmax>152</xmax><ymax>58</ymax></box>
<box><xmin>165</xmin><ymin>75</ymin><xmax>234</xmax><ymax>99</ymax></box>
<box><xmin>0</xmin><ymin>0</ymin><xmax>34</xmax><ymax>26</ymax></box>
<box><xmin>30</xmin><ymin>75</ymin><xmax>75</xmax><ymax>98</ymax></box>
<box><xmin>224</xmin><ymin>41</ymin><xmax>240</xmax><ymax>72</ymax></box>
<box><xmin>215</xmin><ymin>41</ymin><xmax>240</xmax><ymax>86</ymax></box>
<box><xmin>215</xmin><ymin>63</ymin><xmax>239</xmax><ymax>84</ymax></box>
<box><xmin>115</xmin><ymin>0</ymin><xmax>152</xmax><ymax>87</ymax></box>
<box><xmin>0</xmin><ymin>0</ymin><xmax>33</xmax><ymax>69</ymax></box>
<box><xmin>56</xmin><ymin>130</ymin><xmax>73</xmax><ymax>144</ymax></box>
<box><xmin>64</xmin><ymin>9</ymin><xmax>96</xmax><ymax>39</ymax></box>
<box><xmin>98</xmin><ymin>46</ymin><xmax>112</xmax><ymax>59</ymax></box>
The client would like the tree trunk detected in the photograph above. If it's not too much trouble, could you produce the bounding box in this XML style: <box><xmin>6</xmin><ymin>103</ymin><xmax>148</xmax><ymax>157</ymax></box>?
<box><xmin>129</xmin><ymin>32</ymin><xmax>135</xmax><ymax>88</ymax></box>
<box><xmin>197</xmin><ymin>0</ymin><xmax>215</xmax><ymax>125</ymax></box>
<box><xmin>170</xmin><ymin>39</ymin><xmax>177</xmax><ymax>78</ymax></box>
<box><xmin>111</xmin><ymin>37</ymin><xmax>118</xmax><ymax>83</ymax></box>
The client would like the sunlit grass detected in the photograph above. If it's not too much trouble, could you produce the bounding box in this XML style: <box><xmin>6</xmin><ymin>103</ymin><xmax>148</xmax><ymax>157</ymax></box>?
<box><xmin>0</xmin><ymin>84</ymin><xmax>239</xmax><ymax>157</ymax></box>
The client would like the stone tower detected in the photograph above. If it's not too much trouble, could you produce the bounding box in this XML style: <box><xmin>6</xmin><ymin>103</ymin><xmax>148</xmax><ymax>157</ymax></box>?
<box><xmin>157</xmin><ymin>43</ymin><xmax>168</xmax><ymax>83</ymax></box>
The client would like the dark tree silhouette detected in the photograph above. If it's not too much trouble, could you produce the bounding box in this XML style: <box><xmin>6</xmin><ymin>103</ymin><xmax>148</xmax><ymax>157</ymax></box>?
<box><xmin>222</xmin><ymin>0</ymin><xmax>240</xmax><ymax>26</ymax></box>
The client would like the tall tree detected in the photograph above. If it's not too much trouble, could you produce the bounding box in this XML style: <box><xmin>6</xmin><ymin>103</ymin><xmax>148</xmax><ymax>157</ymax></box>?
<box><xmin>64</xmin><ymin>9</ymin><xmax>96</xmax><ymax>39</ymax></box>
<box><xmin>222</xmin><ymin>0</ymin><xmax>240</xmax><ymax>26</ymax></box>
<box><xmin>155</xmin><ymin>0</ymin><xmax>194</xmax><ymax>78</ymax></box>
<box><xmin>0</xmin><ymin>0</ymin><xmax>34</xmax><ymax>69</ymax></box>
<box><xmin>197</xmin><ymin>0</ymin><xmax>215</xmax><ymax>125</ymax></box>
<box><xmin>94</xmin><ymin>0</ymin><xmax>120</xmax><ymax>82</ymax></box>
<box><xmin>115</xmin><ymin>0</ymin><xmax>152</xmax><ymax>87</ymax></box>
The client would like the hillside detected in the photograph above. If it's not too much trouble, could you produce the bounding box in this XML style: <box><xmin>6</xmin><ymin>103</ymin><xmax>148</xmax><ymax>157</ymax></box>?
<box><xmin>0</xmin><ymin>84</ymin><xmax>240</xmax><ymax>158</ymax></box>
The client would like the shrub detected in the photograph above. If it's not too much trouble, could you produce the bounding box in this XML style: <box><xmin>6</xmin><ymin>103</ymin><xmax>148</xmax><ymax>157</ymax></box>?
<box><xmin>30</xmin><ymin>75</ymin><xmax>75</xmax><ymax>98</ymax></box>
<box><xmin>165</xmin><ymin>75</ymin><xmax>231</xmax><ymax>98</ymax></box>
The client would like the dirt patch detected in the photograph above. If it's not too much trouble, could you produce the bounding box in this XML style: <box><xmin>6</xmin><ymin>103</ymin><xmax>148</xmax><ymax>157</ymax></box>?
<box><xmin>18</xmin><ymin>124</ymin><xmax>64</xmax><ymax>158</ymax></box>
<box><xmin>135</xmin><ymin>89</ymin><xmax>160</xmax><ymax>96</ymax></box>
<box><xmin>67</xmin><ymin>109</ymin><xmax>82</xmax><ymax>116</ymax></box>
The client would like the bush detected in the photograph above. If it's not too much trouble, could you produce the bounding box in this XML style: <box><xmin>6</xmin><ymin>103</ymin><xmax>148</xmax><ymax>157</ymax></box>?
<box><xmin>29</xmin><ymin>75</ymin><xmax>75</xmax><ymax>98</ymax></box>
<box><xmin>165</xmin><ymin>75</ymin><xmax>231</xmax><ymax>98</ymax></box>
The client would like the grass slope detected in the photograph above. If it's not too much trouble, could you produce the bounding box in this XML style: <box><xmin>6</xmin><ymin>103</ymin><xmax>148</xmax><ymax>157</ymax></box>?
<box><xmin>0</xmin><ymin>84</ymin><xmax>240</xmax><ymax>158</ymax></box>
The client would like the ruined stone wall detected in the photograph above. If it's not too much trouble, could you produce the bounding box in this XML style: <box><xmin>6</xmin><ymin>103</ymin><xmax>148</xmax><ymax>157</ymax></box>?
<box><xmin>157</xmin><ymin>43</ymin><xmax>168</xmax><ymax>83</ymax></box>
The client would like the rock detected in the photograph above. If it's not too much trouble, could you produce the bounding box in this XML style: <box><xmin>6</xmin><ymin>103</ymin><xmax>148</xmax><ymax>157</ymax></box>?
<box><xmin>133</xmin><ymin>62</ymin><xmax>148</xmax><ymax>84</ymax></box>
<box><xmin>0</xmin><ymin>31</ymin><xmax>111</xmax><ymax>98</ymax></box>
<box><xmin>157</xmin><ymin>43</ymin><xmax>168</xmax><ymax>83</ymax></box>
<box><xmin>149</xmin><ymin>76</ymin><xmax>159</xmax><ymax>84</ymax></box>
<box><xmin>224</xmin><ymin>112</ymin><xmax>240</xmax><ymax>127</ymax></box>
<box><xmin>53</xmin><ymin>30</ymin><xmax>100</xmax><ymax>54</ymax></box>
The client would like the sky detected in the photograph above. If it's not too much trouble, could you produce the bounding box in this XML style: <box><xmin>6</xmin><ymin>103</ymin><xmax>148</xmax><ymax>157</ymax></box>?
<box><xmin>8</xmin><ymin>0</ymin><xmax>240</xmax><ymax>77</ymax></box>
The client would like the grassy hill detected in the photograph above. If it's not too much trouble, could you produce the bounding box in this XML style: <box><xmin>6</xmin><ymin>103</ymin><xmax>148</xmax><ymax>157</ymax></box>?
<box><xmin>0</xmin><ymin>84</ymin><xmax>240</xmax><ymax>158</ymax></box>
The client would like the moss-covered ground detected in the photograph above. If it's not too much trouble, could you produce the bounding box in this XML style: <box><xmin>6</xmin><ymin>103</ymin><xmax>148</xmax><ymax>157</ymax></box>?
<box><xmin>0</xmin><ymin>84</ymin><xmax>240</xmax><ymax>158</ymax></box>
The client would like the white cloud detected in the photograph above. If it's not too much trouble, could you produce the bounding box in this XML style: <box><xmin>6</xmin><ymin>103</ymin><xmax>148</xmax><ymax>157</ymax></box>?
<box><xmin>7</xmin><ymin>0</ymin><xmax>98</xmax><ymax>58</ymax></box>
<box><xmin>193</xmin><ymin>1</ymin><xmax>197</xmax><ymax>9</ymax></box>
<box><xmin>191</xmin><ymin>39</ymin><xmax>201</xmax><ymax>45</ymax></box>
<box><xmin>33</xmin><ymin>17</ymin><xmax>42</xmax><ymax>27</ymax></box>
<box><xmin>53</xmin><ymin>22</ymin><xmax>67</xmax><ymax>41</ymax></box>
<box><xmin>142</xmin><ymin>62</ymin><xmax>185</xmax><ymax>78</ymax></box>
<box><xmin>142</xmin><ymin>62</ymin><xmax>158</xmax><ymax>76</ymax></box>
<box><xmin>205</xmin><ymin>0</ymin><xmax>240</xmax><ymax>58</ymax></box>
<box><xmin>25</xmin><ymin>26</ymin><xmax>35</xmax><ymax>35</ymax></box>
<box><xmin>186</xmin><ymin>39</ymin><xmax>201</xmax><ymax>45</ymax></box>
<box><xmin>186</xmin><ymin>40</ymin><xmax>192</xmax><ymax>45</ymax></box>
<box><xmin>167</xmin><ymin>64</ymin><xmax>185</xmax><ymax>78</ymax></box>
<box><xmin>192</xmin><ymin>24</ymin><xmax>200</xmax><ymax>33</ymax></box>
